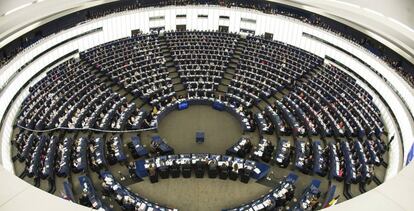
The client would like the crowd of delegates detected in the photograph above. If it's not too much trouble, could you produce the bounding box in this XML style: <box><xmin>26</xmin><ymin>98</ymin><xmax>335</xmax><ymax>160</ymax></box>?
<box><xmin>228</xmin><ymin>36</ymin><xmax>322</xmax><ymax>108</ymax></box>
<box><xmin>82</xmin><ymin>34</ymin><xmax>175</xmax><ymax>107</ymax></box>
<box><xmin>16</xmin><ymin>30</ymin><xmax>385</xmax><ymax>141</ymax></box>
<box><xmin>2</xmin><ymin>0</ymin><xmax>414</xmax><ymax>89</ymax></box>
<box><xmin>306</xmin><ymin>63</ymin><xmax>381</xmax><ymax>139</ymax></box>
<box><xmin>12</xmin><ymin>125</ymin><xmax>387</xmax><ymax>210</ymax></box>
<box><xmin>166</xmin><ymin>30</ymin><xmax>239</xmax><ymax>96</ymax></box>
<box><xmin>16</xmin><ymin>58</ymin><xmax>148</xmax><ymax>131</ymax></box>
<box><xmin>10</xmin><ymin>27</ymin><xmax>390</xmax><ymax>210</ymax></box>
<box><xmin>143</xmin><ymin>153</ymin><xmax>266</xmax><ymax>184</ymax></box>
<box><xmin>271</xmin><ymin>137</ymin><xmax>386</xmax><ymax>189</ymax></box>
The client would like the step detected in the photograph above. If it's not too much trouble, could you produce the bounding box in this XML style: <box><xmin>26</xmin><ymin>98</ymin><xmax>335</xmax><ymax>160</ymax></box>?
<box><xmin>237</xmin><ymin>47</ymin><xmax>246</xmax><ymax>52</ymax></box>
<box><xmin>173</xmin><ymin>84</ymin><xmax>185</xmax><ymax>92</ymax></box>
<box><xmin>175</xmin><ymin>90</ymin><xmax>187</xmax><ymax>97</ymax></box>
<box><xmin>228</xmin><ymin>62</ymin><xmax>238</xmax><ymax>69</ymax></box>
<box><xmin>104</xmin><ymin>81</ymin><xmax>115</xmax><ymax>87</ymax></box>
<box><xmin>223</xmin><ymin>73</ymin><xmax>234</xmax><ymax>80</ymax></box>
<box><xmin>139</xmin><ymin>103</ymin><xmax>153</xmax><ymax>111</ymax></box>
<box><xmin>250</xmin><ymin>106</ymin><xmax>262</xmax><ymax>114</ymax></box>
<box><xmin>231</xmin><ymin>56</ymin><xmax>240</xmax><ymax>62</ymax></box>
<box><xmin>169</xmin><ymin>71</ymin><xmax>179</xmax><ymax>78</ymax></box>
<box><xmin>237</xmin><ymin>42</ymin><xmax>247</xmax><ymax>47</ymax></box>
<box><xmin>256</xmin><ymin>101</ymin><xmax>269</xmax><ymax>111</ymax></box>
<box><xmin>166</xmin><ymin>62</ymin><xmax>175</xmax><ymax>68</ymax></box>
<box><xmin>222</xmin><ymin>77</ymin><xmax>233</xmax><ymax>85</ymax></box>
<box><xmin>217</xmin><ymin>84</ymin><xmax>229</xmax><ymax>92</ymax></box>
<box><xmin>132</xmin><ymin>96</ymin><xmax>145</xmax><ymax>107</ymax></box>
<box><xmin>214</xmin><ymin>91</ymin><xmax>225</xmax><ymax>98</ymax></box>
<box><xmin>224</xmin><ymin>67</ymin><xmax>236</xmax><ymax>76</ymax></box>
<box><xmin>172</xmin><ymin>77</ymin><xmax>182</xmax><ymax>84</ymax></box>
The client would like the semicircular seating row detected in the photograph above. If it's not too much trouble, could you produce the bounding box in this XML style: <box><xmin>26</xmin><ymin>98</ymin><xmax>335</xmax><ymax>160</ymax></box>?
<box><xmin>15</xmin><ymin>31</ymin><xmax>384</xmax><ymax>140</ymax></box>
<box><xmin>13</xmin><ymin>129</ymin><xmax>386</xmax><ymax>210</ymax></box>
<box><xmin>12</xmin><ymin>30</ymin><xmax>388</xmax><ymax>211</ymax></box>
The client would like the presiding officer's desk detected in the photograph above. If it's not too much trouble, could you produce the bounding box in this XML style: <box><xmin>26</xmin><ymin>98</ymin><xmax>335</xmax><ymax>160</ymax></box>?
<box><xmin>135</xmin><ymin>153</ymin><xmax>270</xmax><ymax>181</ymax></box>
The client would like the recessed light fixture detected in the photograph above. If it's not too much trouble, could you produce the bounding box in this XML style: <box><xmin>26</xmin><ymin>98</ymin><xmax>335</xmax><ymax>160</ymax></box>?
<box><xmin>388</xmin><ymin>17</ymin><xmax>414</xmax><ymax>33</ymax></box>
<box><xmin>3</xmin><ymin>2</ymin><xmax>33</xmax><ymax>16</ymax></box>
<box><xmin>334</xmin><ymin>0</ymin><xmax>360</xmax><ymax>9</ymax></box>
<box><xmin>363</xmin><ymin>8</ymin><xmax>384</xmax><ymax>17</ymax></box>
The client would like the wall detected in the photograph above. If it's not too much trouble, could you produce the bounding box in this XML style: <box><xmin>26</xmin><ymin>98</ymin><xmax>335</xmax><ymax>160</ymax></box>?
<box><xmin>0</xmin><ymin>164</ymin><xmax>92</xmax><ymax>210</ymax></box>
<box><xmin>0</xmin><ymin>6</ymin><xmax>411</xmax><ymax>180</ymax></box>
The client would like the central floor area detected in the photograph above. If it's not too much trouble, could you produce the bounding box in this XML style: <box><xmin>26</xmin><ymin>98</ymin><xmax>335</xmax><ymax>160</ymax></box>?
<box><xmin>13</xmin><ymin>104</ymin><xmax>388</xmax><ymax>211</ymax></box>
<box><xmin>129</xmin><ymin>105</ymin><xmax>271</xmax><ymax>211</ymax></box>
<box><xmin>155</xmin><ymin>105</ymin><xmax>244</xmax><ymax>154</ymax></box>
<box><xmin>128</xmin><ymin>178</ymin><xmax>270</xmax><ymax>210</ymax></box>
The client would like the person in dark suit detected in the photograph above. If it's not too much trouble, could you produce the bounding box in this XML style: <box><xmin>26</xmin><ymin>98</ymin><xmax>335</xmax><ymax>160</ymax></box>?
<box><xmin>148</xmin><ymin>164</ymin><xmax>156</xmax><ymax>177</ymax></box>
<box><xmin>208</xmin><ymin>159</ymin><xmax>217</xmax><ymax>170</ymax></box>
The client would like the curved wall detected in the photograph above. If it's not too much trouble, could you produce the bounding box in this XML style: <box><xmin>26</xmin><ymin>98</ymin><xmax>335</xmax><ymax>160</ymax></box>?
<box><xmin>0</xmin><ymin>164</ymin><xmax>91</xmax><ymax>210</ymax></box>
<box><xmin>0</xmin><ymin>5</ymin><xmax>412</xmax><ymax>210</ymax></box>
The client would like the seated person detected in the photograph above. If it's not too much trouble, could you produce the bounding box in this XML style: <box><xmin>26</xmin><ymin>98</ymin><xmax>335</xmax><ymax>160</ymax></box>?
<box><xmin>142</xmin><ymin>112</ymin><xmax>153</xmax><ymax>128</ymax></box>
<box><xmin>208</xmin><ymin>159</ymin><xmax>217</xmax><ymax>170</ymax></box>
<box><xmin>78</xmin><ymin>193</ymin><xmax>92</xmax><ymax>207</ymax></box>
<box><xmin>148</xmin><ymin>164</ymin><xmax>157</xmax><ymax>177</ymax></box>
<box><xmin>150</xmin><ymin>140</ymin><xmax>160</xmax><ymax>155</ymax></box>
<box><xmin>236</xmin><ymin>104</ymin><xmax>243</xmax><ymax>113</ymax></box>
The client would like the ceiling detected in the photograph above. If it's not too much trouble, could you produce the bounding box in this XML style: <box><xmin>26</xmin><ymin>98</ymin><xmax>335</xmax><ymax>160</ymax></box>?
<box><xmin>1</xmin><ymin>0</ymin><xmax>413</xmax><ymax>29</ymax></box>
<box><xmin>0</xmin><ymin>0</ymin><xmax>413</xmax><ymax>63</ymax></box>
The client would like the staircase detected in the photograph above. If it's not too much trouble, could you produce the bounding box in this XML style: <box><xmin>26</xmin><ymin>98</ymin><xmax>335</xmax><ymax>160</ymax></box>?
<box><xmin>216</xmin><ymin>37</ymin><xmax>246</xmax><ymax>96</ymax></box>
<box><xmin>81</xmin><ymin>59</ymin><xmax>146</xmax><ymax>108</ymax></box>
<box><xmin>263</xmin><ymin>59</ymin><xmax>325</xmax><ymax>110</ymax></box>
<box><xmin>158</xmin><ymin>33</ymin><xmax>187</xmax><ymax>97</ymax></box>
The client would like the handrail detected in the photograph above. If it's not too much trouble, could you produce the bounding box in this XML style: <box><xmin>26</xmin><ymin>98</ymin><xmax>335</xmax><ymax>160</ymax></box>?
<box><xmin>0</xmin><ymin>50</ymin><xmax>79</xmax><ymax>135</ymax></box>
<box><xmin>16</xmin><ymin>124</ymin><xmax>157</xmax><ymax>133</ymax></box>
<box><xmin>325</xmin><ymin>56</ymin><xmax>404</xmax><ymax>159</ymax></box>
<box><xmin>0</xmin><ymin>27</ymin><xmax>103</xmax><ymax>94</ymax></box>
<box><xmin>303</xmin><ymin>32</ymin><xmax>414</xmax><ymax>122</ymax></box>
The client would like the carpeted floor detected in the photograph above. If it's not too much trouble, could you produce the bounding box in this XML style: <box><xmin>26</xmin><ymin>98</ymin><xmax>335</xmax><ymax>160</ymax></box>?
<box><xmin>12</xmin><ymin>104</ymin><xmax>389</xmax><ymax>211</ymax></box>
<box><xmin>157</xmin><ymin>105</ymin><xmax>244</xmax><ymax>154</ymax></box>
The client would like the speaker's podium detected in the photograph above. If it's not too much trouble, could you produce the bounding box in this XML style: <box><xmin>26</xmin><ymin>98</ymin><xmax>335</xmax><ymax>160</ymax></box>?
<box><xmin>149</xmin><ymin>173</ymin><xmax>159</xmax><ymax>183</ymax></box>
<box><xmin>196</xmin><ymin>131</ymin><xmax>204</xmax><ymax>144</ymax></box>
